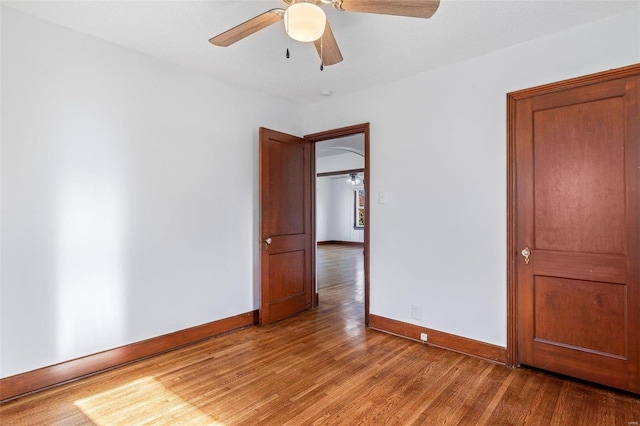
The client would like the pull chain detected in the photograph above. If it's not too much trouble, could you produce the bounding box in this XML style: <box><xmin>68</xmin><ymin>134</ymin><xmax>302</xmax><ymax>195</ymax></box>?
<box><xmin>320</xmin><ymin>33</ymin><xmax>324</xmax><ymax>71</ymax></box>
<box><xmin>285</xmin><ymin>11</ymin><xmax>290</xmax><ymax>59</ymax></box>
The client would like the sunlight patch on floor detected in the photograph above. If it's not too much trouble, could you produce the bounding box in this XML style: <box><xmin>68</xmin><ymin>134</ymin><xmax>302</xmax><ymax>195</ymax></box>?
<box><xmin>74</xmin><ymin>377</ymin><xmax>224</xmax><ymax>425</ymax></box>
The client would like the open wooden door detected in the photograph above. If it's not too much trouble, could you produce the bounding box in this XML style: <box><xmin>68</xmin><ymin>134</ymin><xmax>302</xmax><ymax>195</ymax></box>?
<box><xmin>511</xmin><ymin>66</ymin><xmax>640</xmax><ymax>392</ymax></box>
<box><xmin>259</xmin><ymin>128</ymin><xmax>313</xmax><ymax>325</ymax></box>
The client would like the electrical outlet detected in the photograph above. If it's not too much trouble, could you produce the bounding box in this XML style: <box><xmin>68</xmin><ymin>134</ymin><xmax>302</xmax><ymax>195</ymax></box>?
<box><xmin>420</xmin><ymin>333</ymin><xmax>428</xmax><ymax>342</ymax></box>
<box><xmin>411</xmin><ymin>304</ymin><xmax>422</xmax><ymax>320</ymax></box>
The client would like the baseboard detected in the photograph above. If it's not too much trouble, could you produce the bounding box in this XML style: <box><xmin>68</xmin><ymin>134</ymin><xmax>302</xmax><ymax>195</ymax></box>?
<box><xmin>317</xmin><ymin>240</ymin><xmax>364</xmax><ymax>246</ymax></box>
<box><xmin>0</xmin><ymin>310</ymin><xmax>259</xmax><ymax>403</ymax></box>
<box><xmin>369</xmin><ymin>314</ymin><xmax>507</xmax><ymax>365</ymax></box>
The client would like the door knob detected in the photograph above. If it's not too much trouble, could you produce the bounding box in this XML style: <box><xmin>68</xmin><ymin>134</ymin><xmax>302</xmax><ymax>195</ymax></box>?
<box><xmin>521</xmin><ymin>246</ymin><xmax>531</xmax><ymax>264</ymax></box>
<box><xmin>264</xmin><ymin>237</ymin><xmax>272</xmax><ymax>250</ymax></box>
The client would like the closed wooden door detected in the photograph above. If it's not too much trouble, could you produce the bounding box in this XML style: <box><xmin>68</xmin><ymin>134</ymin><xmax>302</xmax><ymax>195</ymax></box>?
<box><xmin>513</xmin><ymin>68</ymin><xmax>640</xmax><ymax>392</ymax></box>
<box><xmin>259</xmin><ymin>128</ymin><xmax>313</xmax><ymax>325</ymax></box>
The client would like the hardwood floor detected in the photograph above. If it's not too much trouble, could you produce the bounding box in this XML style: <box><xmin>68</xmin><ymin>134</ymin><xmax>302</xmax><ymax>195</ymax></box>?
<box><xmin>1</xmin><ymin>244</ymin><xmax>638</xmax><ymax>425</ymax></box>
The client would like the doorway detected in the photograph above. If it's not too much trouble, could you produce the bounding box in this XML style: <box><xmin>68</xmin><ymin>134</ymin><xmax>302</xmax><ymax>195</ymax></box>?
<box><xmin>306</xmin><ymin>124</ymin><xmax>370</xmax><ymax>325</ymax></box>
<box><xmin>259</xmin><ymin>124</ymin><xmax>370</xmax><ymax>326</ymax></box>
<box><xmin>315</xmin><ymin>135</ymin><xmax>365</xmax><ymax>322</ymax></box>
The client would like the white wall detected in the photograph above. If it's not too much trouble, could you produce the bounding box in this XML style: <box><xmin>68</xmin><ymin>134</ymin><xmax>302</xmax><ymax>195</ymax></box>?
<box><xmin>317</xmin><ymin>177</ymin><xmax>364</xmax><ymax>243</ymax></box>
<box><xmin>0</xmin><ymin>8</ymin><xmax>304</xmax><ymax>378</ymax></box>
<box><xmin>316</xmin><ymin>152</ymin><xmax>365</xmax><ymax>242</ymax></box>
<box><xmin>316</xmin><ymin>177</ymin><xmax>332</xmax><ymax>242</ymax></box>
<box><xmin>305</xmin><ymin>9</ymin><xmax>640</xmax><ymax>347</ymax></box>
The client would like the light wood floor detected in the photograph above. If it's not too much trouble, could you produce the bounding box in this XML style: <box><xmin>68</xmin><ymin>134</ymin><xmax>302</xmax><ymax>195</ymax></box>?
<box><xmin>1</xmin><ymin>244</ymin><xmax>638</xmax><ymax>425</ymax></box>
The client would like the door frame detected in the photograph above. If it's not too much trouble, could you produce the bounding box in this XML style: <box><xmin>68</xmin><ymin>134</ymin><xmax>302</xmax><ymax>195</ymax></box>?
<box><xmin>305</xmin><ymin>123</ymin><xmax>371</xmax><ymax>325</ymax></box>
<box><xmin>506</xmin><ymin>63</ymin><xmax>640</xmax><ymax>367</ymax></box>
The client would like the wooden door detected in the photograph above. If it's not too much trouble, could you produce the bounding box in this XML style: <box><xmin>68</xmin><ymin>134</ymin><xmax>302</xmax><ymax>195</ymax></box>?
<box><xmin>259</xmin><ymin>128</ymin><xmax>313</xmax><ymax>325</ymax></box>
<box><xmin>512</xmin><ymin>68</ymin><xmax>640</xmax><ymax>392</ymax></box>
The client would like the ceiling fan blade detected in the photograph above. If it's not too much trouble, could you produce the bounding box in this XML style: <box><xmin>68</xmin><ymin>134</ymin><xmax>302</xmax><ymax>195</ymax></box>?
<box><xmin>314</xmin><ymin>21</ymin><xmax>343</xmax><ymax>66</ymax></box>
<box><xmin>336</xmin><ymin>0</ymin><xmax>439</xmax><ymax>19</ymax></box>
<box><xmin>209</xmin><ymin>9</ymin><xmax>284</xmax><ymax>47</ymax></box>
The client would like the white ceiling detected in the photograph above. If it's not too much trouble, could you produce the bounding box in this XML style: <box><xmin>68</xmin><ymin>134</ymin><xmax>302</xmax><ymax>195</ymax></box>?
<box><xmin>316</xmin><ymin>134</ymin><xmax>364</xmax><ymax>157</ymax></box>
<box><xmin>4</xmin><ymin>1</ymin><xmax>639</xmax><ymax>104</ymax></box>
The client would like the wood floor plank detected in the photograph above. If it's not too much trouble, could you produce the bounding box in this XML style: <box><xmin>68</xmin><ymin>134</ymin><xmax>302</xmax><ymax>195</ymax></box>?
<box><xmin>1</xmin><ymin>244</ymin><xmax>638</xmax><ymax>425</ymax></box>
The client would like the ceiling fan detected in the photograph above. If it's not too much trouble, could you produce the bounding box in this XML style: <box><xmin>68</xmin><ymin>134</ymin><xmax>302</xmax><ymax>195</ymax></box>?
<box><xmin>209</xmin><ymin>0</ymin><xmax>440</xmax><ymax>68</ymax></box>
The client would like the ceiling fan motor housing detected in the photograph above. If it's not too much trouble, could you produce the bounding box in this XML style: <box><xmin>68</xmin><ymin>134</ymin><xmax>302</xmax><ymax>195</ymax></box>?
<box><xmin>284</xmin><ymin>2</ymin><xmax>327</xmax><ymax>42</ymax></box>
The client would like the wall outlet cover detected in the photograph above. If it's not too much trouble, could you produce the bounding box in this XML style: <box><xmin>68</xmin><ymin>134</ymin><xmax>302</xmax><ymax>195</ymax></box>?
<box><xmin>411</xmin><ymin>304</ymin><xmax>422</xmax><ymax>320</ymax></box>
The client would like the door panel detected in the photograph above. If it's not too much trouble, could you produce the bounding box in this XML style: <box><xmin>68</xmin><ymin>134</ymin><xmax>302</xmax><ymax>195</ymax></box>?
<box><xmin>533</xmin><ymin>96</ymin><xmax>626</xmax><ymax>254</ymax></box>
<box><xmin>259</xmin><ymin>128</ymin><xmax>312</xmax><ymax>325</ymax></box>
<box><xmin>533</xmin><ymin>276</ymin><xmax>626</xmax><ymax>357</ymax></box>
<box><xmin>265</xmin><ymin>139</ymin><xmax>305</xmax><ymax>236</ymax></box>
<box><xmin>514</xmin><ymin>72</ymin><xmax>640</xmax><ymax>392</ymax></box>
<box><xmin>269</xmin><ymin>251</ymin><xmax>305</xmax><ymax>301</ymax></box>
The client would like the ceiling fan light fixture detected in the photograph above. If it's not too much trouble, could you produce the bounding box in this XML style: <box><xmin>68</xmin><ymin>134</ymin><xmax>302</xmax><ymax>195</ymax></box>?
<box><xmin>346</xmin><ymin>173</ymin><xmax>362</xmax><ymax>185</ymax></box>
<box><xmin>284</xmin><ymin>2</ymin><xmax>326</xmax><ymax>42</ymax></box>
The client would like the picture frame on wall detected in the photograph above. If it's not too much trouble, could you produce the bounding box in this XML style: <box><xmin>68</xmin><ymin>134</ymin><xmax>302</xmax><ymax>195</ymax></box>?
<box><xmin>354</xmin><ymin>189</ymin><xmax>365</xmax><ymax>229</ymax></box>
